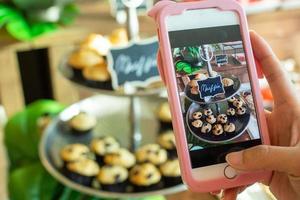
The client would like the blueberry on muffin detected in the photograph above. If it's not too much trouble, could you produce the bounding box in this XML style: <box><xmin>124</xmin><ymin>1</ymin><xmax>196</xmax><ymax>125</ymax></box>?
<box><xmin>97</xmin><ymin>165</ymin><xmax>128</xmax><ymax>192</ymax></box>
<box><xmin>135</xmin><ymin>144</ymin><xmax>167</xmax><ymax>166</ymax></box>
<box><xmin>159</xmin><ymin>159</ymin><xmax>182</xmax><ymax>186</ymax></box>
<box><xmin>64</xmin><ymin>158</ymin><xmax>100</xmax><ymax>186</ymax></box>
<box><xmin>90</xmin><ymin>136</ymin><xmax>120</xmax><ymax>165</ymax></box>
<box><xmin>68</xmin><ymin>112</ymin><xmax>97</xmax><ymax>136</ymax></box>
<box><xmin>104</xmin><ymin>148</ymin><xmax>136</xmax><ymax>169</ymax></box>
<box><xmin>129</xmin><ymin>163</ymin><xmax>162</xmax><ymax>192</ymax></box>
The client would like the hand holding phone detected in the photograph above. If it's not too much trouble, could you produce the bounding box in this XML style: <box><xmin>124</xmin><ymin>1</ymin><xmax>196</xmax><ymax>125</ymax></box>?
<box><xmin>149</xmin><ymin>0</ymin><xmax>271</xmax><ymax>192</ymax></box>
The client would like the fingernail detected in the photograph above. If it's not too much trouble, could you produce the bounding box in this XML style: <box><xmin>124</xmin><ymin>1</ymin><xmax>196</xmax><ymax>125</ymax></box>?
<box><xmin>226</xmin><ymin>151</ymin><xmax>243</xmax><ymax>166</ymax></box>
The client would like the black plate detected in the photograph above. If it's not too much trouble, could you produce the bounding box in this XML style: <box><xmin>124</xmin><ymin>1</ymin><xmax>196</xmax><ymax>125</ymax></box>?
<box><xmin>186</xmin><ymin>100</ymin><xmax>251</xmax><ymax>144</ymax></box>
<box><xmin>184</xmin><ymin>74</ymin><xmax>241</xmax><ymax>104</ymax></box>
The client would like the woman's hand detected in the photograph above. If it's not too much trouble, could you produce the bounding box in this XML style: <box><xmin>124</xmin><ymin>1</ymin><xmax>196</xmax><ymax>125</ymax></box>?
<box><xmin>223</xmin><ymin>31</ymin><xmax>300</xmax><ymax>200</ymax></box>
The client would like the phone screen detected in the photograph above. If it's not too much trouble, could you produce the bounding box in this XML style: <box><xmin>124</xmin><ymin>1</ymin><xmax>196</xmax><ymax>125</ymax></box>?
<box><xmin>167</xmin><ymin>12</ymin><xmax>262</xmax><ymax>168</ymax></box>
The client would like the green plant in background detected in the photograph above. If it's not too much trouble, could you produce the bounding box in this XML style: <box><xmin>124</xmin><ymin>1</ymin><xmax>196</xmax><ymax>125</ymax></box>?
<box><xmin>0</xmin><ymin>0</ymin><xmax>79</xmax><ymax>41</ymax></box>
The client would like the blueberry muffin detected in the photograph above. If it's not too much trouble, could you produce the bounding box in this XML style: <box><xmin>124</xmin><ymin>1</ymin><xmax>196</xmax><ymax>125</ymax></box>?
<box><xmin>109</xmin><ymin>28</ymin><xmax>128</xmax><ymax>46</ymax></box>
<box><xmin>60</xmin><ymin>144</ymin><xmax>91</xmax><ymax>165</ymax></box>
<box><xmin>201</xmin><ymin>123</ymin><xmax>212</xmax><ymax>134</ymax></box>
<box><xmin>236</xmin><ymin>106</ymin><xmax>247</xmax><ymax>115</ymax></box>
<box><xmin>68</xmin><ymin>49</ymin><xmax>104</xmax><ymax>79</ymax></box>
<box><xmin>97</xmin><ymin>165</ymin><xmax>128</xmax><ymax>192</ymax></box>
<box><xmin>157</xmin><ymin>130</ymin><xmax>176</xmax><ymax>157</ymax></box>
<box><xmin>104</xmin><ymin>148</ymin><xmax>136</xmax><ymax>169</ymax></box>
<box><xmin>206</xmin><ymin>115</ymin><xmax>217</xmax><ymax>124</ymax></box>
<box><xmin>159</xmin><ymin>159</ymin><xmax>182</xmax><ymax>186</ymax></box>
<box><xmin>129</xmin><ymin>163</ymin><xmax>162</xmax><ymax>192</ymax></box>
<box><xmin>224</xmin><ymin>123</ymin><xmax>236</xmax><ymax>133</ymax></box>
<box><xmin>226</xmin><ymin>108</ymin><xmax>236</xmax><ymax>116</ymax></box>
<box><xmin>222</xmin><ymin>78</ymin><xmax>234</xmax><ymax>88</ymax></box>
<box><xmin>212</xmin><ymin>124</ymin><xmax>224</xmax><ymax>136</ymax></box>
<box><xmin>157</xmin><ymin>102</ymin><xmax>173</xmax><ymax>130</ymax></box>
<box><xmin>228</xmin><ymin>96</ymin><xmax>237</xmax><ymax>103</ymax></box>
<box><xmin>90</xmin><ymin>136</ymin><xmax>120</xmax><ymax>165</ymax></box>
<box><xmin>192</xmin><ymin>120</ymin><xmax>203</xmax><ymax>128</ymax></box>
<box><xmin>64</xmin><ymin>158</ymin><xmax>100</xmax><ymax>186</ymax></box>
<box><xmin>135</xmin><ymin>144</ymin><xmax>167</xmax><ymax>166</ymax></box>
<box><xmin>217</xmin><ymin>114</ymin><xmax>228</xmax><ymax>124</ymax></box>
<box><xmin>233</xmin><ymin>99</ymin><xmax>244</xmax><ymax>108</ymax></box>
<box><xmin>68</xmin><ymin>112</ymin><xmax>97</xmax><ymax>136</ymax></box>
<box><xmin>192</xmin><ymin>111</ymin><xmax>202</xmax><ymax>120</ymax></box>
<box><xmin>203</xmin><ymin>108</ymin><xmax>213</xmax><ymax>116</ymax></box>
<box><xmin>82</xmin><ymin>62</ymin><xmax>112</xmax><ymax>90</ymax></box>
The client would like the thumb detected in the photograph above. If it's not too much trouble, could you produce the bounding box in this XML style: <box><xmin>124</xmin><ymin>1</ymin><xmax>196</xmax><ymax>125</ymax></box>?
<box><xmin>226</xmin><ymin>145</ymin><xmax>300</xmax><ymax>177</ymax></box>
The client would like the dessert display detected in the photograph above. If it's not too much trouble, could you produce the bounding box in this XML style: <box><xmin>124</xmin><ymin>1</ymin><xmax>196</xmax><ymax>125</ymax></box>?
<box><xmin>65</xmin><ymin>29</ymin><xmax>129</xmax><ymax>90</ymax></box>
<box><xmin>187</xmin><ymin>96</ymin><xmax>251</xmax><ymax>143</ymax></box>
<box><xmin>56</xmin><ymin>134</ymin><xmax>181</xmax><ymax>193</ymax></box>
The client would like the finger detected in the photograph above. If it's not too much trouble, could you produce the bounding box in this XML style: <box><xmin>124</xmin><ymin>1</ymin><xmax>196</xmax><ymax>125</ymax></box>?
<box><xmin>221</xmin><ymin>188</ymin><xmax>239</xmax><ymax>200</ymax></box>
<box><xmin>250</xmin><ymin>31</ymin><xmax>298</xmax><ymax>106</ymax></box>
<box><xmin>226</xmin><ymin>145</ymin><xmax>300</xmax><ymax>177</ymax></box>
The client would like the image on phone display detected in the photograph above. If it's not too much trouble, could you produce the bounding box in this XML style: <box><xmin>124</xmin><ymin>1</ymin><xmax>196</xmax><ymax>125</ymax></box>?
<box><xmin>169</xmin><ymin>25</ymin><xmax>262</xmax><ymax>168</ymax></box>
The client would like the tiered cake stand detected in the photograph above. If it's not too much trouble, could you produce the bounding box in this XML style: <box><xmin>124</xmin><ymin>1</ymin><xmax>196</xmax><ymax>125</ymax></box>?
<box><xmin>39</xmin><ymin>56</ymin><xmax>186</xmax><ymax>198</ymax></box>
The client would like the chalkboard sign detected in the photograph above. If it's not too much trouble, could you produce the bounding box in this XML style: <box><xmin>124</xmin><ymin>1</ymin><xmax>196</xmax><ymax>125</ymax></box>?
<box><xmin>197</xmin><ymin>75</ymin><xmax>225</xmax><ymax>99</ymax></box>
<box><xmin>109</xmin><ymin>0</ymin><xmax>153</xmax><ymax>16</ymax></box>
<box><xmin>107</xmin><ymin>37</ymin><xmax>160</xmax><ymax>89</ymax></box>
<box><xmin>215</xmin><ymin>55</ymin><xmax>228</xmax><ymax>66</ymax></box>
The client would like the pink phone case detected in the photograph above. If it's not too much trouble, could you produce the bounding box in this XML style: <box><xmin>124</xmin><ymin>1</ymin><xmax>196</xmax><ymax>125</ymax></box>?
<box><xmin>149</xmin><ymin>0</ymin><xmax>271</xmax><ymax>192</ymax></box>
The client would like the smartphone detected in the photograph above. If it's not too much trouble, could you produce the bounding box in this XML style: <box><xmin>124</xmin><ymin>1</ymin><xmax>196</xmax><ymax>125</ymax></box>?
<box><xmin>149</xmin><ymin>0</ymin><xmax>271</xmax><ymax>192</ymax></box>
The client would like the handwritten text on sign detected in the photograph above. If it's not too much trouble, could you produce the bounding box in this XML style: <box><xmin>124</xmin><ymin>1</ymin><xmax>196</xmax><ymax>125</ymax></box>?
<box><xmin>107</xmin><ymin>38</ymin><xmax>160</xmax><ymax>89</ymax></box>
<box><xmin>197</xmin><ymin>75</ymin><xmax>225</xmax><ymax>99</ymax></box>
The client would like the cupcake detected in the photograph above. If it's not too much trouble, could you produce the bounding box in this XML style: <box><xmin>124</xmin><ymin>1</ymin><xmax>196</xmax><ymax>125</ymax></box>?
<box><xmin>68</xmin><ymin>49</ymin><xmax>104</xmax><ymax>79</ymax></box>
<box><xmin>206</xmin><ymin>115</ymin><xmax>217</xmax><ymax>124</ymax></box>
<box><xmin>224</xmin><ymin>123</ymin><xmax>236</xmax><ymax>133</ymax></box>
<box><xmin>159</xmin><ymin>159</ymin><xmax>182</xmax><ymax>186</ymax></box>
<box><xmin>157</xmin><ymin>130</ymin><xmax>177</xmax><ymax>157</ymax></box>
<box><xmin>222</xmin><ymin>78</ymin><xmax>234</xmax><ymax>89</ymax></box>
<box><xmin>64</xmin><ymin>158</ymin><xmax>100</xmax><ymax>186</ymax></box>
<box><xmin>157</xmin><ymin>102</ymin><xmax>173</xmax><ymax>130</ymax></box>
<box><xmin>217</xmin><ymin>114</ymin><xmax>228</xmax><ymax>124</ymax></box>
<box><xmin>60</xmin><ymin>144</ymin><xmax>91</xmax><ymax>165</ymax></box>
<box><xmin>97</xmin><ymin>165</ymin><xmax>128</xmax><ymax>192</ymax></box>
<box><xmin>236</xmin><ymin>106</ymin><xmax>247</xmax><ymax>115</ymax></box>
<box><xmin>203</xmin><ymin>108</ymin><xmax>213</xmax><ymax>116</ymax></box>
<box><xmin>201</xmin><ymin>123</ymin><xmax>212</xmax><ymax>134</ymax></box>
<box><xmin>135</xmin><ymin>144</ymin><xmax>167</xmax><ymax>166</ymax></box>
<box><xmin>82</xmin><ymin>62</ymin><xmax>112</xmax><ymax>90</ymax></box>
<box><xmin>68</xmin><ymin>112</ymin><xmax>97</xmax><ymax>136</ymax></box>
<box><xmin>90</xmin><ymin>136</ymin><xmax>120</xmax><ymax>165</ymax></box>
<box><xmin>192</xmin><ymin>111</ymin><xmax>202</xmax><ymax>120</ymax></box>
<box><xmin>212</xmin><ymin>124</ymin><xmax>224</xmax><ymax>136</ymax></box>
<box><xmin>228</xmin><ymin>96</ymin><xmax>237</xmax><ymax>103</ymax></box>
<box><xmin>129</xmin><ymin>163</ymin><xmax>162</xmax><ymax>192</ymax></box>
<box><xmin>233</xmin><ymin>99</ymin><xmax>244</xmax><ymax>108</ymax></box>
<box><xmin>191</xmin><ymin>120</ymin><xmax>203</xmax><ymax>128</ymax></box>
<box><xmin>104</xmin><ymin>148</ymin><xmax>136</xmax><ymax>169</ymax></box>
<box><xmin>226</xmin><ymin>108</ymin><xmax>236</xmax><ymax>116</ymax></box>
<box><xmin>80</xmin><ymin>33</ymin><xmax>112</xmax><ymax>56</ymax></box>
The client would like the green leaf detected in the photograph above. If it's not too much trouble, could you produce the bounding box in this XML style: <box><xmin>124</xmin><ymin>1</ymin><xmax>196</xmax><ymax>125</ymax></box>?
<box><xmin>9</xmin><ymin>163</ymin><xmax>61</xmax><ymax>200</ymax></box>
<box><xmin>59</xmin><ymin>3</ymin><xmax>79</xmax><ymax>25</ymax></box>
<box><xmin>4</xmin><ymin>100</ymin><xmax>65</xmax><ymax>170</ymax></box>
<box><xmin>58</xmin><ymin>187</ymin><xmax>83</xmax><ymax>200</ymax></box>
